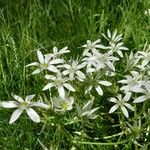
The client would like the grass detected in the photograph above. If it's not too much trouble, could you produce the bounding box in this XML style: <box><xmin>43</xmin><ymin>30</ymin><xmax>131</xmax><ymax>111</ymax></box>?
<box><xmin>0</xmin><ymin>0</ymin><xmax>150</xmax><ymax>149</ymax></box>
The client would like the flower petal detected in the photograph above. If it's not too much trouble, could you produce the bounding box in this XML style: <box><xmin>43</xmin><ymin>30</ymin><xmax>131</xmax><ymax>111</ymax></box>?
<box><xmin>47</xmin><ymin>65</ymin><xmax>59</xmax><ymax>73</ymax></box>
<box><xmin>37</xmin><ymin>50</ymin><xmax>44</xmax><ymax>64</ymax></box>
<box><xmin>1</xmin><ymin>101</ymin><xmax>19</xmax><ymax>108</ymax></box>
<box><xmin>99</xmin><ymin>81</ymin><xmax>112</xmax><ymax>86</ymax></box>
<box><xmin>12</xmin><ymin>94</ymin><xmax>24</xmax><ymax>103</ymax></box>
<box><xmin>25</xmin><ymin>95</ymin><xmax>35</xmax><ymax>102</ymax></box>
<box><xmin>76</xmin><ymin>70</ymin><xmax>86</xmax><ymax>80</ymax></box>
<box><xmin>42</xmin><ymin>83</ymin><xmax>54</xmax><ymax>91</ymax></box>
<box><xmin>124</xmin><ymin>103</ymin><xmax>135</xmax><ymax>111</ymax></box>
<box><xmin>32</xmin><ymin>102</ymin><xmax>49</xmax><ymax>109</ymax></box>
<box><xmin>26</xmin><ymin>62</ymin><xmax>39</xmax><ymax>67</ymax></box>
<box><xmin>121</xmin><ymin>106</ymin><xmax>129</xmax><ymax>118</ymax></box>
<box><xmin>133</xmin><ymin>95</ymin><xmax>147</xmax><ymax>103</ymax></box>
<box><xmin>58</xmin><ymin>85</ymin><xmax>65</xmax><ymax>98</ymax></box>
<box><xmin>26</xmin><ymin>108</ymin><xmax>40</xmax><ymax>123</ymax></box>
<box><xmin>63</xmin><ymin>83</ymin><xmax>75</xmax><ymax>92</ymax></box>
<box><xmin>95</xmin><ymin>85</ymin><xmax>103</xmax><ymax>95</ymax></box>
<box><xmin>9</xmin><ymin>108</ymin><xmax>24</xmax><ymax>124</ymax></box>
<box><xmin>109</xmin><ymin>104</ymin><xmax>119</xmax><ymax>113</ymax></box>
<box><xmin>32</xmin><ymin>69</ymin><xmax>41</xmax><ymax>74</ymax></box>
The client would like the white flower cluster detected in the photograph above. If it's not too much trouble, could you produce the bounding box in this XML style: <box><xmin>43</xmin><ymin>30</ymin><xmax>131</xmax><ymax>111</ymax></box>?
<box><xmin>1</xmin><ymin>30</ymin><xmax>149</xmax><ymax>125</ymax></box>
<box><xmin>109</xmin><ymin>43</ymin><xmax>150</xmax><ymax>118</ymax></box>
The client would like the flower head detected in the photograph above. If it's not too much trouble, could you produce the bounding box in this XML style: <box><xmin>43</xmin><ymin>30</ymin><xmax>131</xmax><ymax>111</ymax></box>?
<box><xmin>53</xmin><ymin>96</ymin><xmax>74</xmax><ymax>112</ymax></box>
<box><xmin>133</xmin><ymin>82</ymin><xmax>150</xmax><ymax>103</ymax></box>
<box><xmin>42</xmin><ymin>73</ymin><xmax>75</xmax><ymax>98</ymax></box>
<box><xmin>1</xmin><ymin>94</ymin><xmax>49</xmax><ymax>124</ymax></box>
<box><xmin>109</xmin><ymin>93</ymin><xmax>135</xmax><ymax>118</ymax></box>
<box><xmin>26</xmin><ymin>50</ymin><xmax>64</xmax><ymax>74</ymax></box>
<box><xmin>62</xmin><ymin>60</ymin><xmax>86</xmax><ymax>81</ymax></box>
<box><xmin>76</xmin><ymin>100</ymin><xmax>99</xmax><ymax>119</ymax></box>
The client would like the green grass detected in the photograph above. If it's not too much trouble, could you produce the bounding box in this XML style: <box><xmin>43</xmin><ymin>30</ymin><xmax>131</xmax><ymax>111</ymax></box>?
<box><xmin>0</xmin><ymin>0</ymin><xmax>150</xmax><ymax>149</ymax></box>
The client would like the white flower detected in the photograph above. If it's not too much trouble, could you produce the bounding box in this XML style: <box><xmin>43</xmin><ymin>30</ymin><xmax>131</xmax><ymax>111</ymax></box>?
<box><xmin>85</xmin><ymin>78</ymin><xmax>112</xmax><ymax>96</ymax></box>
<box><xmin>133</xmin><ymin>82</ymin><xmax>150</xmax><ymax>103</ymax></box>
<box><xmin>106</xmin><ymin>42</ymin><xmax>128</xmax><ymax>58</ymax></box>
<box><xmin>26</xmin><ymin>50</ymin><xmax>64</xmax><ymax>74</ymax></box>
<box><xmin>94</xmin><ymin>51</ymin><xmax>119</xmax><ymax>71</ymax></box>
<box><xmin>102</xmin><ymin>29</ymin><xmax>122</xmax><ymax>43</ymax></box>
<box><xmin>118</xmin><ymin>71</ymin><xmax>143</xmax><ymax>93</ymax></box>
<box><xmin>42</xmin><ymin>73</ymin><xmax>75</xmax><ymax>98</ymax></box>
<box><xmin>82</xmin><ymin>39</ymin><xmax>106</xmax><ymax>56</ymax></box>
<box><xmin>1</xmin><ymin>94</ymin><xmax>49</xmax><ymax>124</ymax></box>
<box><xmin>82</xmin><ymin>53</ymin><xmax>98</xmax><ymax>73</ymax></box>
<box><xmin>144</xmin><ymin>9</ymin><xmax>150</xmax><ymax>16</ymax></box>
<box><xmin>125</xmin><ymin>51</ymin><xmax>140</xmax><ymax>70</ymax></box>
<box><xmin>76</xmin><ymin>100</ymin><xmax>99</xmax><ymax>119</ymax></box>
<box><xmin>82</xmin><ymin>51</ymin><xmax>119</xmax><ymax>73</ymax></box>
<box><xmin>45</xmin><ymin>46</ymin><xmax>70</xmax><ymax>58</ymax></box>
<box><xmin>137</xmin><ymin>47</ymin><xmax>150</xmax><ymax>67</ymax></box>
<box><xmin>109</xmin><ymin>93</ymin><xmax>135</xmax><ymax>118</ymax></box>
<box><xmin>102</xmin><ymin>29</ymin><xmax>128</xmax><ymax>57</ymax></box>
<box><xmin>53</xmin><ymin>96</ymin><xmax>74</xmax><ymax>112</ymax></box>
<box><xmin>62</xmin><ymin>60</ymin><xmax>86</xmax><ymax>81</ymax></box>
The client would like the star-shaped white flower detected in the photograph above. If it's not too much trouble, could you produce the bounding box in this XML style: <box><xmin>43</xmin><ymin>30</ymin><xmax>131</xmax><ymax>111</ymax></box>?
<box><xmin>85</xmin><ymin>78</ymin><xmax>112</xmax><ymax>96</ymax></box>
<box><xmin>102</xmin><ymin>29</ymin><xmax>128</xmax><ymax>57</ymax></box>
<box><xmin>1</xmin><ymin>94</ymin><xmax>49</xmax><ymax>124</ymax></box>
<box><xmin>62</xmin><ymin>60</ymin><xmax>86</xmax><ymax>81</ymax></box>
<box><xmin>82</xmin><ymin>39</ymin><xmax>106</xmax><ymax>56</ymax></box>
<box><xmin>53</xmin><ymin>96</ymin><xmax>74</xmax><ymax>112</ymax></box>
<box><xmin>76</xmin><ymin>100</ymin><xmax>99</xmax><ymax>119</ymax></box>
<box><xmin>94</xmin><ymin>51</ymin><xmax>119</xmax><ymax>71</ymax></box>
<box><xmin>42</xmin><ymin>73</ymin><xmax>75</xmax><ymax>98</ymax></box>
<box><xmin>109</xmin><ymin>93</ymin><xmax>135</xmax><ymax>118</ymax></box>
<box><xmin>133</xmin><ymin>82</ymin><xmax>150</xmax><ymax>103</ymax></box>
<box><xmin>102</xmin><ymin>29</ymin><xmax>123</xmax><ymax>43</ymax></box>
<box><xmin>45</xmin><ymin>46</ymin><xmax>70</xmax><ymax>59</ymax></box>
<box><xmin>26</xmin><ymin>50</ymin><xmax>64</xmax><ymax>74</ymax></box>
<box><xmin>118</xmin><ymin>71</ymin><xmax>143</xmax><ymax>93</ymax></box>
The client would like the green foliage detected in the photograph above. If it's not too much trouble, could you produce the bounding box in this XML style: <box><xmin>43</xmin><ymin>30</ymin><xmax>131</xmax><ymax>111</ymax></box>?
<box><xmin>0</xmin><ymin>0</ymin><xmax>150</xmax><ymax>149</ymax></box>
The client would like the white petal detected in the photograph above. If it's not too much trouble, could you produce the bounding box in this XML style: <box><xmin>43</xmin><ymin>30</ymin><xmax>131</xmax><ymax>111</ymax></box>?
<box><xmin>32</xmin><ymin>102</ymin><xmax>49</xmax><ymax>109</ymax></box>
<box><xmin>1</xmin><ymin>101</ymin><xmax>19</xmax><ymax>108</ymax></box>
<box><xmin>118</xmin><ymin>79</ymin><xmax>128</xmax><ymax>84</ymax></box>
<box><xmin>9</xmin><ymin>108</ymin><xmax>24</xmax><ymax>124</ymax></box>
<box><xmin>121</xmin><ymin>106</ymin><xmax>129</xmax><ymax>118</ymax></box>
<box><xmin>95</xmin><ymin>85</ymin><xmax>103</xmax><ymax>95</ymax></box>
<box><xmin>99</xmin><ymin>81</ymin><xmax>112</xmax><ymax>86</ymax></box>
<box><xmin>62</xmin><ymin>70</ymin><xmax>70</xmax><ymax>75</ymax></box>
<box><xmin>26</xmin><ymin>108</ymin><xmax>40</xmax><ymax>123</ymax></box>
<box><xmin>47</xmin><ymin>65</ymin><xmax>59</xmax><ymax>73</ymax></box>
<box><xmin>63</xmin><ymin>83</ymin><xmax>75</xmax><ymax>92</ymax></box>
<box><xmin>26</xmin><ymin>62</ymin><xmax>39</xmax><ymax>67</ymax></box>
<box><xmin>12</xmin><ymin>94</ymin><xmax>24</xmax><ymax>103</ymax></box>
<box><xmin>142</xmin><ymin>60</ymin><xmax>149</xmax><ymax>66</ymax></box>
<box><xmin>82</xmin><ymin>100</ymin><xmax>93</xmax><ymax>112</ymax></box>
<box><xmin>58</xmin><ymin>85</ymin><xmax>65</xmax><ymax>98</ymax></box>
<box><xmin>25</xmin><ymin>95</ymin><xmax>35</xmax><ymax>102</ymax></box>
<box><xmin>37</xmin><ymin>50</ymin><xmax>44</xmax><ymax>64</ymax></box>
<box><xmin>42</xmin><ymin>83</ymin><xmax>54</xmax><ymax>91</ymax></box>
<box><xmin>109</xmin><ymin>104</ymin><xmax>119</xmax><ymax>113</ymax></box>
<box><xmin>117</xmin><ymin>50</ymin><xmax>123</xmax><ymax>57</ymax></box>
<box><xmin>123</xmin><ymin>92</ymin><xmax>131</xmax><ymax>101</ymax></box>
<box><xmin>124</xmin><ymin>103</ymin><xmax>135</xmax><ymax>111</ymax></box>
<box><xmin>76</xmin><ymin>70</ymin><xmax>86</xmax><ymax>79</ymax></box>
<box><xmin>50</xmin><ymin>59</ymin><xmax>64</xmax><ymax>64</ymax></box>
<box><xmin>109</xmin><ymin>97</ymin><xmax>117</xmax><ymax>103</ymax></box>
<box><xmin>53</xmin><ymin>46</ymin><xmax>58</xmax><ymax>54</ymax></box>
<box><xmin>106</xmin><ymin>61</ymin><xmax>115</xmax><ymax>71</ymax></box>
<box><xmin>45</xmin><ymin>74</ymin><xmax>56</xmax><ymax>80</ymax></box>
<box><xmin>133</xmin><ymin>95</ymin><xmax>147</xmax><ymax>103</ymax></box>
<box><xmin>32</xmin><ymin>69</ymin><xmax>41</xmax><ymax>74</ymax></box>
